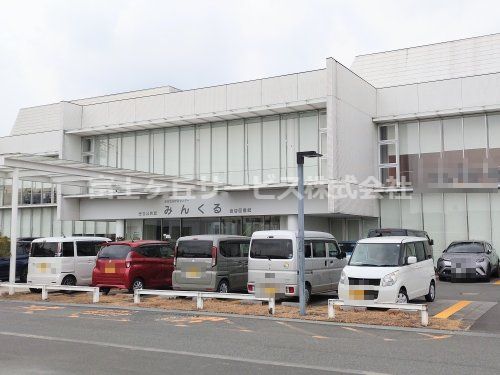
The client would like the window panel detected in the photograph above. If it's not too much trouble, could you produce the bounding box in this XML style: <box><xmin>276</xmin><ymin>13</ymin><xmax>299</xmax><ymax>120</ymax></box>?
<box><xmin>152</xmin><ymin>129</ymin><xmax>165</xmax><ymax>175</ymax></box>
<box><xmin>74</xmin><ymin>221</ymin><xmax>84</xmax><ymax>235</ymax></box>
<box><xmin>399</xmin><ymin>122</ymin><xmax>419</xmax><ymax>184</ymax></box>
<box><xmin>380</xmin><ymin>167</ymin><xmax>397</xmax><ymax>186</ymax></box>
<box><xmin>20</xmin><ymin>209</ymin><xmax>31</xmax><ymax>237</ymax></box>
<box><xmin>180</xmin><ymin>126</ymin><xmax>195</xmax><ymax>179</ymax></box>
<box><xmin>444</xmin><ymin>193</ymin><xmax>467</xmax><ymax>245</ymax></box>
<box><xmin>197</xmin><ymin>124</ymin><xmax>211</xmax><ymax>181</ymax></box>
<box><xmin>319</xmin><ymin>110</ymin><xmax>327</xmax><ymax>129</ymax></box>
<box><xmin>380</xmin><ymin>198</ymin><xmax>401</xmax><ymax>228</ymax></box>
<box><xmin>228</xmin><ymin>120</ymin><xmax>244</xmax><ymax>185</ymax></box>
<box><xmin>121</xmin><ymin>133</ymin><xmax>135</xmax><ymax>170</ymax></box>
<box><xmin>246</xmin><ymin>118</ymin><xmax>262</xmax><ymax>184</ymax></box>
<box><xmin>96</xmin><ymin>136</ymin><xmax>108</xmax><ymax>166</ymax></box>
<box><xmin>443</xmin><ymin>118</ymin><xmax>462</xmax><ymax>151</ymax></box>
<box><xmin>165</xmin><ymin>128</ymin><xmax>179</xmax><ymax>176</ymax></box>
<box><xmin>422</xmin><ymin>193</ymin><xmax>444</xmax><ymax>259</ymax></box>
<box><xmin>464</xmin><ymin>115</ymin><xmax>486</xmax><ymax>150</ymax></box>
<box><xmin>284</xmin><ymin>114</ymin><xmax>299</xmax><ymax>180</ymax></box>
<box><xmin>347</xmin><ymin>220</ymin><xmax>360</xmax><ymax>241</ymax></box>
<box><xmin>490</xmin><ymin>193</ymin><xmax>500</xmax><ymax>250</ymax></box>
<box><xmin>85</xmin><ymin>221</ymin><xmax>95</xmax><ymax>235</ymax></box>
<box><xmin>41</xmin><ymin>207</ymin><xmax>52</xmax><ymax>237</ymax></box>
<box><xmin>211</xmin><ymin>122</ymin><xmax>227</xmax><ymax>183</ymax></box>
<box><xmin>419</xmin><ymin>120</ymin><xmax>441</xmax><ymax>153</ymax></box>
<box><xmin>62</xmin><ymin>221</ymin><xmax>73</xmax><ymax>237</ymax></box>
<box><xmin>401</xmin><ymin>195</ymin><xmax>422</xmax><ymax>230</ymax></box>
<box><xmin>136</xmin><ymin>131</ymin><xmax>150</xmax><ymax>172</ymax></box>
<box><xmin>108</xmin><ymin>135</ymin><xmax>120</xmax><ymax>167</ymax></box>
<box><xmin>299</xmin><ymin>111</ymin><xmax>319</xmax><ymax>180</ymax></box>
<box><xmin>380</xmin><ymin>124</ymin><xmax>396</xmax><ymax>141</ymax></box>
<box><xmin>32</xmin><ymin>208</ymin><xmax>41</xmax><ymax>237</ymax></box>
<box><xmin>380</xmin><ymin>143</ymin><xmax>396</xmax><ymax>164</ymax></box>
<box><xmin>262</xmin><ymin>116</ymin><xmax>280</xmax><ymax>183</ymax></box>
<box><xmin>467</xmin><ymin>193</ymin><xmax>491</xmax><ymax>242</ymax></box>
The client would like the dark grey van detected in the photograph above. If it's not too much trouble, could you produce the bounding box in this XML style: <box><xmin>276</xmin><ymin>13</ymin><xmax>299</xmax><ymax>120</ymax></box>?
<box><xmin>172</xmin><ymin>235</ymin><xmax>250</xmax><ymax>293</ymax></box>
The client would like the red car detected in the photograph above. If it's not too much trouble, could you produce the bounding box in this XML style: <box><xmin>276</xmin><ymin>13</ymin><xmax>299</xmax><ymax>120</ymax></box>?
<box><xmin>92</xmin><ymin>240</ymin><xmax>174</xmax><ymax>294</ymax></box>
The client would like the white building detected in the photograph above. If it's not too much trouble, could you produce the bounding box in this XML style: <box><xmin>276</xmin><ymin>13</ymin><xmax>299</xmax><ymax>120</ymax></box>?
<box><xmin>2</xmin><ymin>33</ymin><xmax>500</xmax><ymax>258</ymax></box>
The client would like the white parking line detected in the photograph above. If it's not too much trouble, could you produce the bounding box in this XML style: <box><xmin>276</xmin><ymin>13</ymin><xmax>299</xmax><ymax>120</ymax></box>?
<box><xmin>0</xmin><ymin>331</ymin><xmax>388</xmax><ymax>375</ymax></box>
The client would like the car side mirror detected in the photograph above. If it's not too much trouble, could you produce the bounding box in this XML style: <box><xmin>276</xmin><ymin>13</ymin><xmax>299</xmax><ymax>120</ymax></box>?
<box><xmin>407</xmin><ymin>256</ymin><xmax>417</xmax><ymax>265</ymax></box>
<box><xmin>486</xmin><ymin>249</ymin><xmax>492</xmax><ymax>254</ymax></box>
<box><xmin>336</xmin><ymin>250</ymin><xmax>346</xmax><ymax>259</ymax></box>
<box><xmin>429</xmin><ymin>239</ymin><xmax>434</xmax><ymax>246</ymax></box>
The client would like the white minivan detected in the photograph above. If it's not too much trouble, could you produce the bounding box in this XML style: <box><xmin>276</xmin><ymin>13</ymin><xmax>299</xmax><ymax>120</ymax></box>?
<box><xmin>247</xmin><ymin>230</ymin><xmax>347</xmax><ymax>303</ymax></box>
<box><xmin>338</xmin><ymin>237</ymin><xmax>436</xmax><ymax>304</ymax></box>
<box><xmin>27</xmin><ymin>237</ymin><xmax>110</xmax><ymax>289</ymax></box>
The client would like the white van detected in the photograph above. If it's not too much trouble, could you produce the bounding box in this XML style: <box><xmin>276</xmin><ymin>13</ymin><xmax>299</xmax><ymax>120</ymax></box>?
<box><xmin>27</xmin><ymin>237</ymin><xmax>110</xmax><ymax>289</ymax></box>
<box><xmin>338</xmin><ymin>237</ymin><xmax>436</xmax><ymax>304</ymax></box>
<box><xmin>247</xmin><ymin>230</ymin><xmax>347</xmax><ymax>303</ymax></box>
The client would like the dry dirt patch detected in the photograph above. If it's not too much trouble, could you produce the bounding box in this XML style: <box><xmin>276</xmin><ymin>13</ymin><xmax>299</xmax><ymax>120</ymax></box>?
<box><xmin>0</xmin><ymin>291</ymin><xmax>464</xmax><ymax>330</ymax></box>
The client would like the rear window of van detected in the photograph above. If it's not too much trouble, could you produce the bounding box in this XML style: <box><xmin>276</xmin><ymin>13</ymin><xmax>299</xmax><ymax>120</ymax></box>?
<box><xmin>177</xmin><ymin>240</ymin><xmax>213</xmax><ymax>258</ymax></box>
<box><xmin>98</xmin><ymin>245</ymin><xmax>132</xmax><ymax>259</ymax></box>
<box><xmin>250</xmin><ymin>239</ymin><xmax>293</xmax><ymax>260</ymax></box>
<box><xmin>31</xmin><ymin>242</ymin><xmax>58</xmax><ymax>257</ymax></box>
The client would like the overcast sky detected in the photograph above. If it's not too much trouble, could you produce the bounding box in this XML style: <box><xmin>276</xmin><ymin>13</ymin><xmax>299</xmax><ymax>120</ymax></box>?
<box><xmin>1</xmin><ymin>0</ymin><xmax>500</xmax><ymax>136</ymax></box>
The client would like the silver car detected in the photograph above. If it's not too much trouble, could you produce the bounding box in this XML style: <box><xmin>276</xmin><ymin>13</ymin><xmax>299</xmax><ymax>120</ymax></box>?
<box><xmin>172</xmin><ymin>235</ymin><xmax>250</xmax><ymax>293</ymax></box>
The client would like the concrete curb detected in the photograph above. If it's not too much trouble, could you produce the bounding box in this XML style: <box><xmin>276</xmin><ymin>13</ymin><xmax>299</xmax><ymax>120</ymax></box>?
<box><xmin>2</xmin><ymin>298</ymin><xmax>499</xmax><ymax>338</ymax></box>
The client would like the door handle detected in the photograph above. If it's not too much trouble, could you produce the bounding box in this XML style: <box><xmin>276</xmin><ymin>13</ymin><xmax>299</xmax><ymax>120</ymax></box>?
<box><xmin>324</xmin><ymin>260</ymin><xmax>327</xmax><ymax>266</ymax></box>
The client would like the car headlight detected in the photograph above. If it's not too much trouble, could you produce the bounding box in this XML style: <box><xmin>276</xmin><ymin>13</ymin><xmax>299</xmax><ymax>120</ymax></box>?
<box><xmin>381</xmin><ymin>271</ymin><xmax>399</xmax><ymax>287</ymax></box>
<box><xmin>339</xmin><ymin>270</ymin><xmax>347</xmax><ymax>285</ymax></box>
<box><xmin>476</xmin><ymin>257</ymin><xmax>485</xmax><ymax>263</ymax></box>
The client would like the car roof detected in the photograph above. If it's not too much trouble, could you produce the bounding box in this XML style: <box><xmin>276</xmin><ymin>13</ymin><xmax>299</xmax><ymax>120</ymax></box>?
<box><xmin>251</xmin><ymin>230</ymin><xmax>335</xmax><ymax>239</ymax></box>
<box><xmin>358</xmin><ymin>236</ymin><xmax>427</xmax><ymax>244</ymax></box>
<box><xmin>449</xmin><ymin>240</ymin><xmax>487</xmax><ymax>245</ymax></box>
<box><xmin>32</xmin><ymin>236</ymin><xmax>111</xmax><ymax>242</ymax></box>
<box><xmin>177</xmin><ymin>235</ymin><xmax>250</xmax><ymax>241</ymax></box>
<box><xmin>104</xmin><ymin>240</ymin><xmax>170</xmax><ymax>247</ymax></box>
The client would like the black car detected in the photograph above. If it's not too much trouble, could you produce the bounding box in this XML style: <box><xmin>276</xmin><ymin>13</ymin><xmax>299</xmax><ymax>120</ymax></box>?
<box><xmin>437</xmin><ymin>241</ymin><xmax>500</xmax><ymax>282</ymax></box>
<box><xmin>0</xmin><ymin>237</ymin><xmax>35</xmax><ymax>283</ymax></box>
<box><xmin>338</xmin><ymin>241</ymin><xmax>356</xmax><ymax>257</ymax></box>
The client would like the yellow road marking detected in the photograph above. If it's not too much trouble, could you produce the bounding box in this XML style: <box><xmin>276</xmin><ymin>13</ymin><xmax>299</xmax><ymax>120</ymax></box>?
<box><xmin>341</xmin><ymin>326</ymin><xmax>378</xmax><ymax>338</ymax></box>
<box><xmin>494</xmin><ymin>280</ymin><xmax>500</xmax><ymax>285</ymax></box>
<box><xmin>312</xmin><ymin>335</ymin><xmax>328</xmax><ymax>339</ymax></box>
<box><xmin>434</xmin><ymin>300</ymin><xmax>471</xmax><ymax>319</ymax></box>
<box><xmin>417</xmin><ymin>333</ymin><xmax>451</xmax><ymax>340</ymax></box>
<box><xmin>276</xmin><ymin>321</ymin><xmax>325</xmax><ymax>338</ymax></box>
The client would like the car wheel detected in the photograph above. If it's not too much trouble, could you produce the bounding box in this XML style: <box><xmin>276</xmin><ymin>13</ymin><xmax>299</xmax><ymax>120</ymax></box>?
<box><xmin>19</xmin><ymin>268</ymin><xmax>28</xmax><ymax>283</ymax></box>
<box><xmin>131</xmin><ymin>278</ymin><xmax>145</xmax><ymax>292</ymax></box>
<box><xmin>304</xmin><ymin>284</ymin><xmax>311</xmax><ymax>305</ymax></box>
<box><xmin>61</xmin><ymin>275</ymin><xmax>77</xmax><ymax>293</ymax></box>
<box><xmin>217</xmin><ymin>279</ymin><xmax>229</xmax><ymax>293</ymax></box>
<box><xmin>425</xmin><ymin>281</ymin><xmax>436</xmax><ymax>302</ymax></box>
<box><xmin>101</xmin><ymin>288</ymin><xmax>111</xmax><ymax>296</ymax></box>
<box><xmin>484</xmin><ymin>265</ymin><xmax>491</xmax><ymax>282</ymax></box>
<box><xmin>396</xmin><ymin>288</ymin><xmax>409</xmax><ymax>304</ymax></box>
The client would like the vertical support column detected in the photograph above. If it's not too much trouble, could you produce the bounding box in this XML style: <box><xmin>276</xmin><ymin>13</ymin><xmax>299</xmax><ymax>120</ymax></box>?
<box><xmin>268</xmin><ymin>297</ymin><xmax>275</xmax><ymax>315</ymax></box>
<box><xmin>328</xmin><ymin>299</ymin><xmax>335</xmax><ymax>319</ymax></box>
<box><xmin>297</xmin><ymin>162</ymin><xmax>306</xmax><ymax>316</ymax></box>
<box><xmin>134</xmin><ymin>289</ymin><xmax>140</xmax><ymax>304</ymax></box>
<box><xmin>41</xmin><ymin>286</ymin><xmax>48</xmax><ymax>301</ymax></box>
<box><xmin>92</xmin><ymin>288</ymin><xmax>99</xmax><ymax>303</ymax></box>
<box><xmin>8</xmin><ymin>168</ymin><xmax>19</xmax><ymax>295</ymax></box>
<box><xmin>116</xmin><ymin>219</ymin><xmax>125</xmax><ymax>240</ymax></box>
<box><xmin>196</xmin><ymin>292</ymin><xmax>204</xmax><ymax>309</ymax></box>
<box><xmin>421</xmin><ymin>306</ymin><xmax>429</xmax><ymax>327</ymax></box>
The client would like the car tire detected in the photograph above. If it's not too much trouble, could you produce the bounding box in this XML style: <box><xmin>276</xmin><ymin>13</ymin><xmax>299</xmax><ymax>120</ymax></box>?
<box><xmin>130</xmin><ymin>278</ymin><xmax>144</xmax><ymax>292</ymax></box>
<box><xmin>425</xmin><ymin>281</ymin><xmax>436</xmax><ymax>302</ymax></box>
<box><xmin>61</xmin><ymin>275</ymin><xmax>77</xmax><ymax>293</ymax></box>
<box><xmin>304</xmin><ymin>283</ymin><xmax>312</xmax><ymax>305</ymax></box>
<box><xmin>19</xmin><ymin>268</ymin><xmax>28</xmax><ymax>283</ymax></box>
<box><xmin>396</xmin><ymin>288</ymin><xmax>409</xmax><ymax>304</ymax></box>
<box><xmin>217</xmin><ymin>279</ymin><xmax>229</xmax><ymax>293</ymax></box>
<box><xmin>484</xmin><ymin>265</ymin><xmax>491</xmax><ymax>282</ymax></box>
<box><xmin>494</xmin><ymin>261</ymin><xmax>500</xmax><ymax>278</ymax></box>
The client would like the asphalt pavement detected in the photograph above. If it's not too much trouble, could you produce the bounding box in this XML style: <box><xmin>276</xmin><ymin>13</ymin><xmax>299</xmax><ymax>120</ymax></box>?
<box><xmin>0</xmin><ymin>299</ymin><xmax>499</xmax><ymax>375</ymax></box>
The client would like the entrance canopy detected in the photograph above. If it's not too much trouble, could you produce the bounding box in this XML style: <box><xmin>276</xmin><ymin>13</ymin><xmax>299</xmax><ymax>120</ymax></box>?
<box><xmin>0</xmin><ymin>153</ymin><xmax>223</xmax><ymax>291</ymax></box>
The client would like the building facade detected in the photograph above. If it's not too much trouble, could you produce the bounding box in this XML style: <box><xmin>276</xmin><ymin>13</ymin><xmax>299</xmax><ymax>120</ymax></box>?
<box><xmin>2</xmin><ymin>33</ymin><xmax>500</xmax><ymax>259</ymax></box>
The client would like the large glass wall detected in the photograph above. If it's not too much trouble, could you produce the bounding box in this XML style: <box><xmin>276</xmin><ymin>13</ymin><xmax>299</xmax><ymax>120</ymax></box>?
<box><xmin>379</xmin><ymin>113</ymin><xmax>500</xmax><ymax>187</ymax></box>
<box><xmin>82</xmin><ymin>110</ymin><xmax>325</xmax><ymax>184</ymax></box>
<box><xmin>380</xmin><ymin>193</ymin><xmax>500</xmax><ymax>258</ymax></box>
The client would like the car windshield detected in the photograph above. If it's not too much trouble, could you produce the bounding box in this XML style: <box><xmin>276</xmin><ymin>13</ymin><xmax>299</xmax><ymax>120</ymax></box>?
<box><xmin>349</xmin><ymin>243</ymin><xmax>401</xmax><ymax>266</ymax></box>
<box><xmin>250</xmin><ymin>239</ymin><xmax>293</xmax><ymax>260</ymax></box>
<box><xmin>339</xmin><ymin>243</ymin><xmax>356</xmax><ymax>253</ymax></box>
<box><xmin>31</xmin><ymin>242</ymin><xmax>58</xmax><ymax>257</ymax></box>
<box><xmin>447</xmin><ymin>243</ymin><xmax>484</xmax><ymax>254</ymax></box>
<box><xmin>177</xmin><ymin>240</ymin><xmax>213</xmax><ymax>258</ymax></box>
<box><xmin>98</xmin><ymin>245</ymin><xmax>132</xmax><ymax>259</ymax></box>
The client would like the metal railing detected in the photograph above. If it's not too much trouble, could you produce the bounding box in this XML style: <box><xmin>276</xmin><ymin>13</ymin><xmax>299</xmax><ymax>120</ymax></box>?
<box><xmin>328</xmin><ymin>299</ymin><xmax>429</xmax><ymax>326</ymax></box>
<box><xmin>0</xmin><ymin>283</ymin><xmax>100</xmax><ymax>303</ymax></box>
<box><xmin>134</xmin><ymin>289</ymin><xmax>276</xmax><ymax>314</ymax></box>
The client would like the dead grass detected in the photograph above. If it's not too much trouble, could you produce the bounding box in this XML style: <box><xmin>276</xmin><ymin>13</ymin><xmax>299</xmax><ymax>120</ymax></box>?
<box><xmin>0</xmin><ymin>291</ymin><xmax>465</xmax><ymax>330</ymax></box>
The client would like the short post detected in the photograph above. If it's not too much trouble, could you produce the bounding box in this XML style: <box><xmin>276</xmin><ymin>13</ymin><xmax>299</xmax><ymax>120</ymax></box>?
<box><xmin>421</xmin><ymin>306</ymin><xmax>429</xmax><ymax>327</ymax></box>
<box><xmin>268</xmin><ymin>297</ymin><xmax>275</xmax><ymax>315</ymax></box>
<box><xmin>196</xmin><ymin>292</ymin><xmax>203</xmax><ymax>309</ymax></box>
<box><xmin>134</xmin><ymin>290</ymin><xmax>140</xmax><ymax>304</ymax></box>
<box><xmin>328</xmin><ymin>299</ymin><xmax>335</xmax><ymax>319</ymax></box>
<box><xmin>92</xmin><ymin>288</ymin><xmax>99</xmax><ymax>303</ymax></box>
<box><xmin>41</xmin><ymin>286</ymin><xmax>48</xmax><ymax>301</ymax></box>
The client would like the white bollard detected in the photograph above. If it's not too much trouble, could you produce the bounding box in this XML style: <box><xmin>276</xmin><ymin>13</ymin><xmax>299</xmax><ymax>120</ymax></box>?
<box><xmin>41</xmin><ymin>286</ymin><xmax>48</xmax><ymax>301</ymax></box>
<box><xmin>196</xmin><ymin>293</ymin><xmax>203</xmax><ymax>309</ymax></box>
<box><xmin>92</xmin><ymin>288</ymin><xmax>99</xmax><ymax>303</ymax></box>
<box><xmin>8</xmin><ymin>285</ymin><xmax>14</xmax><ymax>296</ymax></box>
<box><xmin>134</xmin><ymin>290</ymin><xmax>140</xmax><ymax>304</ymax></box>
<box><xmin>421</xmin><ymin>307</ymin><xmax>429</xmax><ymax>327</ymax></box>
<box><xmin>268</xmin><ymin>298</ymin><xmax>275</xmax><ymax>315</ymax></box>
<box><xmin>328</xmin><ymin>299</ymin><xmax>335</xmax><ymax>319</ymax></box>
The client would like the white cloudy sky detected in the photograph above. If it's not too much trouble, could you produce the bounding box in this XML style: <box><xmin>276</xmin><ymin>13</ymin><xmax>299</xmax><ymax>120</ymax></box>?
<box><xmin>1</xmin><ymin>0</ymin><xmax>500</xmax><ymax>136</ymax></box>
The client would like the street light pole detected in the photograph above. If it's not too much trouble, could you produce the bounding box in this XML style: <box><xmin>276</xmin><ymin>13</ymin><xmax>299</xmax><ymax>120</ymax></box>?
<box><xmin>296</xmin><ymin>151</ymin><xmax>322</xmax><ymax>316</ymax></box>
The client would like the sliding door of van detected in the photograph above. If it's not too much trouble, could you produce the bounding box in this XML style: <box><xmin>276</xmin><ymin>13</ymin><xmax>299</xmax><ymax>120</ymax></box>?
<box><xmin>326</xmin><ymin>241</ymin><xmax>344</xmax><ymax>290</ymax></box>
<box><xmin>310</xmin><ymin>240</ymin><xmax>329</xmax><ymax>292</ymax></box>
<box><xmin>75</xmin><ymin>241</ymin><xmax>102</xmax><ymax>285</ymax></box>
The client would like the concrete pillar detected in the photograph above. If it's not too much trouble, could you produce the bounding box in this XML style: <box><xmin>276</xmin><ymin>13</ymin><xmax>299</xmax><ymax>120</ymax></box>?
<box><xmin>9</xmin><ymin>168</ymin><xmax>19</xmax><ymax>294</ymax></box>
<box><xmin>287</xmin><ymin>215</ymin><xmax>298</xmax><ymax>231</ymax></box>
<box><xmin>116</xmin><ymin>220</ymin><xmax>125</xmax><ymax>240</ymax></box>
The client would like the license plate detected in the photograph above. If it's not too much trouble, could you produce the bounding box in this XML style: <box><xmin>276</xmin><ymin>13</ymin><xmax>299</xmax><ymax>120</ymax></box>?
<box><xmin>186</xmin><ymin>271</ymin><xmax>201</xmax><ymax>279</ymax></box>
<box><xmin>348</xmin><ymin>290</ymin><xmax>365</xmax><ymax>300</ymax></box>
<box><xmin>37</xmin><ymin>263</ymin><xmax>49</xmax><ymax>273</ymax></box>
<box><xmin>104</xmin><ymin>266</ymin><xmax>115</xmax><ymax>274</ymax></box>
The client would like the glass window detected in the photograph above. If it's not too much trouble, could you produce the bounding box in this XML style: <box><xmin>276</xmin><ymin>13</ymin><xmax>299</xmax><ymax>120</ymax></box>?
<box><xmin>447</xmin><ymin>242</ymin><xmax>485</xmax><ymax>253</ymax></box>
<box><xmin>319</xmin><ymin>110</ymin><xmax>327</xmax><ymax>129</ymax></box>
<box><xmin>299</xmin><ymin>112</ymin><xmax>319</xmax><ymax>181</ymax></box>
<box><xmin>98</xmin><ymin>245</ymin><xmax>131</xmax><ymax>259</ymax></box>
<box><xmin>419</xmin><ymin>120</ymin><xmax>441</xmax><ymax>153</ymax></box>
<box><xmin>444</xmin><ymin>193</ymin><xmax>467</xmax><ymax>245</ymax></box>
<box><xmin>242</xmin><ymin>216</ymin><xmax>264</xmax><ymax>237</ymax></box>
<box><xmin>143</xmin><ymin>219</ymin><xmax>162</xmax><ymax>240</ymax></box>
<box><xmin>327</xmin><ymin>241</ymin><xmax>340</xmax><ymax>257</ymax></box>
<box><xmin>197</xmin><ymin>124</ymin><xmax>211</xmax><ymax>181</ymax></box>
<box><xmin>380</xmin><ymin>124</ymin><xmax>396</xmax><ymax>141</ymax></box>
<box><xmin>82</xmin><ymin>138</ymin><xmax>93</xmax><ymax>153</ymax></box>
<box><xmin>31</xmin><ymin>242</ymin><xmax>58</xmax><ymax>257</ymax></box>
<box><xmin>350</xmin><ymin>243</ymin><xmax>402</xmax><ymax>266</ymax></box>
<box><xmin>162</xmin><ymin>219</ymin><xmax>181</xmax><ymax>241</ymax></box>
<box><xmin>464</xmin><ymin>115</ymin><xmax>486</xmax><ymax>150</ymax></box>
<box><xmin>21</xmin><ymin>181</ymin><xmax>32</xmax><ymax>205</ymax></box>
<box><xmin>250</xmin><ymin>239</ymin><xmax>293</xmax><ymax>259</ymax></box>
<box><xmin>32</xmin><ymin>208</ymin><xmax>41</xmax><ymax>237</ymax></box>
<box><xmin>443</xmin><ymin>118</ymin><xmax>462</xmax><ymax>151</ymax></box>
<box><xmin>380</xmin><ymin>167</ymin><xmax>397</xmax><ymax>186</ymax></box>
<box><xmin>20</xmin><ymin>209</ymin><xmax>31</xmax><ymax>237</ymax></box>
<box><xmin>176</xmin><ymin>240</ymin><xmax>213</xmax><ymax>258</ymax></box>
<box><xmin>221</xmin><ymin>217</ymin><xmax>242</xmax><ymax>235</ymax></box>
<box><xmin>32</xmin><ymin>182</ymin><xmax>42</xmax><ymax>204</ymax></box>
<box><xmin>283</xmin><ymin>114</ymin><xmax>299</xmax><ymax>180</ymax></box>
<box><xmin>227</xmin><ymin>120</ymin><xmax>244</xmax><ymax>185</ymax></box>
<box><xmin>42</xmin><ymin>183</ymin><xmax>52</xmax><ymax>204</ymax></box>
<box><xmin>159</xmin><ymin>244</ymin><xmax>174</xmax><ymax>258</ymax></box>
<box><xmin>304</xmin><ymin>241</ymin><xmax>312</xmax><ymax>258</ymax></box>
<box><xmin>165</xmin><ymin>128</ymin><xmax>179</xmax><ymax>176</ymax></box>
<box><xmin>262</xmin><ymin>116</ymin><xmax>280</xmax><ymax>183</ymax></box>
<box><xmin>380</xmin><ymin>143</ymin><xmax>396</xmax><ymax>164</ymax></box>
<box><xmin>414</xmin><ymin>242</ymin><xmax>426</xmax><ymax>262</ymax></box>
<box><xmin>121</xmin><ymin>133</ymin><xmax>135</xmax><ymax>170</ymax></box>
<box><xmin>467</xmin><ymin>193</ymin><xmax>491</xmax><ymax>242</ymax></box>
<box><xmin>220</xmin><ymin>241</ymin><xmax>240</xmax><ymax>257</ymax></box>
<box><xmin>240</xmin><ymin>242</ymin><xmax>249</xmax><ymax>257</ymax></box>
<box><xmin>77</xmin><ymin>241</ymin><xmax>103</xmax><ymax>257</ymax></box>
<box><xmin>96</xmin><ymin>136</ymin><xmax>108</xmax><ymax>166</ymax></box>
<box><xmin>62</xmin><ymin>242</ymin><xmax>74</xmax><ymax>257</ymax></box>
<box><xmin>404</xmin><ymin>243</ymin><xmax>416</xmax><ymax>259</ymax></box>
<box><xmin>108</xmin><ymin>135</ymin><xmax>120</xmax><ymax>167</ymax></box>
<box><xmin>488</xmin><ymin>113</ymin><xmax>500</xmax><ymax>148</ymax></box>
<box><xmin>246</xmin><ymin>118</ymin><xmax>262</xmax><ymax>184</ymax></box>
<box><xmin>136</xmin><ymin>131</ymin><xmax>150</xmax><ymax>172</ymax></box>
<box><xmin>126</xmin><ymin>219</ymin><xmax>143</xmax><ymax>240</ymax></box>
<box><xmin>312</xmin><ymin>241</ymin><xmax>326</xmax><ymax>257</ymax></box>
<box><xmin>211</xmin><ymin>122</ymin><xmax>227</xmax><ymax>183</ymax></box>
<box><xmin>152</xmin><ymin>129</ymin><xmax>165</xmax><ymax>174</ymax></box>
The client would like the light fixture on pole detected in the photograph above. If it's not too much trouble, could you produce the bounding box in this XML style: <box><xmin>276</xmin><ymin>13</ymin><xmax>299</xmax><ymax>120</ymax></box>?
<box><xmin>296</xmin><ymin>151</ymin><xmax>322</xmax><ymax>316</ymax></box>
